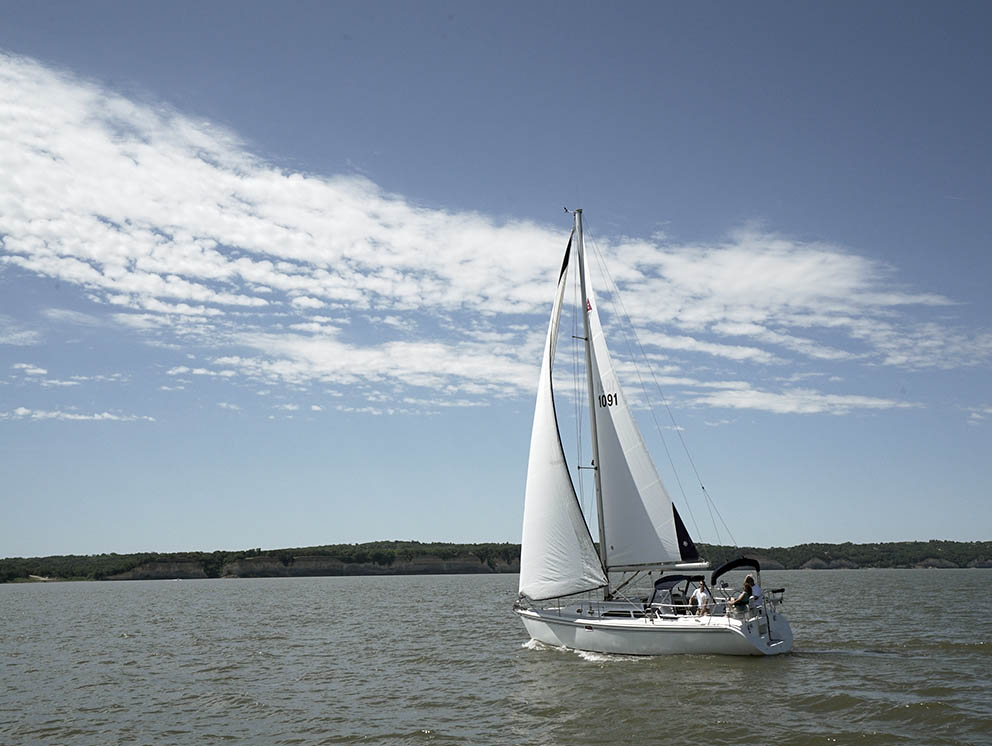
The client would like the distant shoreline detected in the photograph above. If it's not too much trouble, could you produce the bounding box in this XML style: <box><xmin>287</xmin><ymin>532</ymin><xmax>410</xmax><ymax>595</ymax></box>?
<box><xmin>2</xmin><ymin>540</ymin><xmax>990</xmax><ymax>583</ymax></box>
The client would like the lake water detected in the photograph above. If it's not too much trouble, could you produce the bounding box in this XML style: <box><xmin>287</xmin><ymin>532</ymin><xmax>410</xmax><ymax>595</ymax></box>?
<box><xmin>2</xmin><ymin>569</ymin><xmax>990</xmax><ymax>745</ymax></box>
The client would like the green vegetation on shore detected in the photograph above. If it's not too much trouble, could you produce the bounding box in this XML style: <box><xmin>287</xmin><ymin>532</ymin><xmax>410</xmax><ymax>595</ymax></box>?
<box><xmin>696</xmin><ymin>540</ymin><xmax>992</xmax><ymax>571</ymax></box>
<box><xmin>2</xmin><ymin>539</ymin><xmax>990</xmax><ymax>583</ymax></box>
<box><xmin>0</xmin><ymin>541</ymin><xmax>519</xmax><ymax>582</ymax></box>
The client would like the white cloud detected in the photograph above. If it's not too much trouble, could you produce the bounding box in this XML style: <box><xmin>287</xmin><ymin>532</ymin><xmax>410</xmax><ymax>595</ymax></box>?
<box><xmin>39</xmin><ymin>378</ymin><xmax>81</xmax><ymax>387</ymax></box>
<box><xmin>334</xmin><ymin>403</ymin><xmax>429</xmax><ymax>416</ymax></box>
<box><xmin>290</xmin><ymin>296</ymin><xmax>326</xmax><ymax>310</ymax></box>
<box><xmin>967</xmin><ymin>405</ymin><xmax>992</xmax><ymax>425</ymax></box>
<box><xmin>218</xmin><ymin>329</ymin><xmax>537</xmax><ymax>399</ymax></box>
<box><xmin>1</xmin><ymin>52</ymin><xmax>987</xmax><ymax>417</ymax></box>
<box><xmin>365</xmin><ymin>314</ymin><xmax>417</xmax><ymax>333</ymax></box>
<box><xmin>70</xmin><ymin>372</ymin><xmax>129</xmax><ymax>383</ymax></box>
<box><xmin>9</xmin><ymin>364</ymin><xmax>128</xmax><ymax>388</ymax></box>
<box><xmin>636</xmin><ymin>331</ymin><xmax>781</xmax><ymax>365</ymax></box>
<box><xmin>711</xmin><ymin>322</ymin><xmax>854</xmax><ymax>361</ymax></box>
<box><xmin>0</xmin><ymin>406</ymin><xmax>154</xmax><ymax>422</ymax></box>
<box><xmin>589</xmin><ymin>234</ymin><xmax>982</xmax><ymax>373</ymax></box>
<box><xmin>0</xmin><ymin>53</ymin><xmax>557</xmax><ymax>321</ymax></box>
<box><xmin>166</xmin><ymin>365</ymin><xmax>235</xmax><ymax>377</ymax></box>
<box><xmin>113</xmin><ymin>313</ymin><xmax>172</xmax><ymax>330</ymax></box>
<box><xmin>690</xmin><ymin>385</ymin><xmax>918</xmax><ymax>415</ymax></box>
<box><xmin>12</xmin><ymin>362</ymin><xmax>46</xmax><ymax>376</ymax></box>
<box><xmin>42</xmin><ymin>308</ymin><xmax>103</xmax><ymax>326</ymax></box>
<box><xmin>0</xmin><ymin>316</ymin><xmax>41</xmax><ymax>346</ymax></box>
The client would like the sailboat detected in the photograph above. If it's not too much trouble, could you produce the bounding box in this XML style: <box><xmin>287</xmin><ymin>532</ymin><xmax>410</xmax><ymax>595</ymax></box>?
<box><xmin>514</xmin><ymin>209</ymin><xmax>793</xmax><ymax>656</ymax></box>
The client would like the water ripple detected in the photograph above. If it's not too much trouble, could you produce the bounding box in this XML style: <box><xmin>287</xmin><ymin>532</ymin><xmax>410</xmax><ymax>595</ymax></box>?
<box><xmin>1</xmin><ymin>570</ymin><xmax>990</xmax><ymax>745</ymax></box>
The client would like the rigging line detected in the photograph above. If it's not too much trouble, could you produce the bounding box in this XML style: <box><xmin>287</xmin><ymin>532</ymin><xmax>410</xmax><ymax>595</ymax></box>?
<box><xmin>705</xmin><ymin>486</ymin><xmax>738</xmax><ymax>548</ymax></box>
<box><xmin>583</xmin><ymin>224</ymin><xmax>706</xmax><ymax>540</ymax></box>
<box><xmin>700</xmin><ymin>483</ymin><xmax>724</xmax><ymax>548</ymax></box>
<box><xmin>612</xmin><ymin>570</ymin><xmax>644</xmax><ymax>595</ymax></box>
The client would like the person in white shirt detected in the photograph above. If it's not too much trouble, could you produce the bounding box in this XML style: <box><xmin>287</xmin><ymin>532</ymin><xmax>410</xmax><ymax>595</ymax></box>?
<box><xmin>689</xmin><ymin>580</ymin><xmax>712</xmax><ymax>616</ymax></box>
<box><xmin>750</xmin><ymin>576</ymin><xmax>763</xmax><ymax>605</ymax></box>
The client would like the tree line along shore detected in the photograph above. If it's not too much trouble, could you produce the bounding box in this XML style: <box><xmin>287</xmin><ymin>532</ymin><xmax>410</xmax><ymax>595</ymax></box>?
<box><xmin>2</xmin><ymin>540</ymin><xmax>990</xmax><ymax>583</ymax></box>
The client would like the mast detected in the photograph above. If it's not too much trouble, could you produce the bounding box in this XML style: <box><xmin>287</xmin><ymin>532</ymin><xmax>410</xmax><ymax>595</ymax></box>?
<box><xmin>574</xmin><ymin>209</ymin><xmax>609</xmax><ymax>591</ymax></box>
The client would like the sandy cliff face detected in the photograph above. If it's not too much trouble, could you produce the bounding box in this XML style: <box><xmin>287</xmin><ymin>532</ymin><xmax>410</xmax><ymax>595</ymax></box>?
<box><xmin>107</xmin><ymin>561</ymin><xmax>209</xmax><ymax>580</ymax></box>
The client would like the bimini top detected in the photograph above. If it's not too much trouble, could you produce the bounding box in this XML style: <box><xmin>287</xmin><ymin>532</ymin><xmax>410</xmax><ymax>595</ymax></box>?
<box><xmin>710</xmin><ymin>557</ymin><xmax>760</xmax><ymax>586</ymax></box>
<box><xmin>653</xmin><ymin>574</ymin><xmax>705</xmax><ymax>592</ymax></box>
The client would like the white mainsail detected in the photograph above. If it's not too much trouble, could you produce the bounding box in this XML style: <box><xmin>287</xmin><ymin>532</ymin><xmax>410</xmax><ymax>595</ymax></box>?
<box><xmin>581</xmin><ymin>245</ymin><xmax>684</xmax><ymax>569</ymax></box>
<box><xmin>518</xmin><ymin>240</ymin><xmax>608</xmax><ymax>601</ymax></box>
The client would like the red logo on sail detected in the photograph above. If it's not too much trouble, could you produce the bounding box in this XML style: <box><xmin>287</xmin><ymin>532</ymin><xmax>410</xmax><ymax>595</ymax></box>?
<box><xmin>586</xmin><ymin>299</ymin><xmax>592</xmax><ymax>312</ymax></box>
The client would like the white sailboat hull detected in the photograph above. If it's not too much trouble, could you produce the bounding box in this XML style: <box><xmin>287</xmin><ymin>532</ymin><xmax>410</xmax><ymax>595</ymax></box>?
<box><xmin>515</xmin><ymin>606</ymin><xmax>793</xmax><ymax>656</ymax></box>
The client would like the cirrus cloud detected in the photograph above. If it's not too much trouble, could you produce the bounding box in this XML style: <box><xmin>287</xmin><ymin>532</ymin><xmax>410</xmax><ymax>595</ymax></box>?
<box><xmin>1</xmin><ymin>51</ymin><xmax>987</xmax><ymax>419</ymax></box>
<box><xmin>0</xmin><ymin>406</ymin><xmax>154</xmax><ymax>422</ymax></box>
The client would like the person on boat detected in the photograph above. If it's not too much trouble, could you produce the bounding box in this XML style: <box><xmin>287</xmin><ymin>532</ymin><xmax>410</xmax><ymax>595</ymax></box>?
<box><xmin>750</xmin><ymin>575</ymin><xmax>763</xmax><ymax>606</ymax></box>
<box><xmin>727</xmin><ymin>575</ymin><xmax>755</xmax><ymax>613</ymax></box>
<box><xmin>690</xmin><ymin>580</ymin><xmax>712</xmax><ymax>616</ymax></box>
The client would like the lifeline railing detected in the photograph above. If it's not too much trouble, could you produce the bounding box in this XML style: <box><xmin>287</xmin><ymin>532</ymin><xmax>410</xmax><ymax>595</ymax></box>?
<box><xmin>538</xmin><ymin>586</ymin><xmax>784</xmax><ymax>620</ymax></box>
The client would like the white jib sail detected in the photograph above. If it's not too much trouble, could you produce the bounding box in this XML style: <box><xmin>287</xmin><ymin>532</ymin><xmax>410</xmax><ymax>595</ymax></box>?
<box><xmin>582</xmin><ymin>252</ymin><xmax>683</xmax><ymax>569</ymax></box>
<box><xmin>519</xmin><ymin>244</ymin><xmax>608</xmax><ymax>601</ymax></box>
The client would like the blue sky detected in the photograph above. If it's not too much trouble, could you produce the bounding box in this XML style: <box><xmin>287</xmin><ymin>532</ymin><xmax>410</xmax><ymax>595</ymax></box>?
<box><xmin>1</xmin><ymin>1</ymin><xmax>990</xmax><ymax>557</ymax></box>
